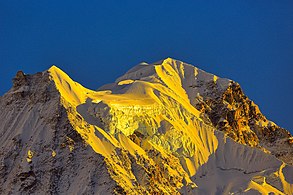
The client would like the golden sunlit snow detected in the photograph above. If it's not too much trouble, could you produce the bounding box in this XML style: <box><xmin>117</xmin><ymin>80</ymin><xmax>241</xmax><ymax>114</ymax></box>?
<box><xmin>46</xmin><ymin>58</ymin><xmax>293</xmax><ymax>194</ymax></box>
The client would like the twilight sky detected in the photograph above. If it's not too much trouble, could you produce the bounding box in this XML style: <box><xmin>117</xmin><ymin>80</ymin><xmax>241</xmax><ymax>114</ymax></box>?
<box><xmin>1</xmin><ymin>1</ymin><xmax>293</xmax><ymax>132</ymax></box>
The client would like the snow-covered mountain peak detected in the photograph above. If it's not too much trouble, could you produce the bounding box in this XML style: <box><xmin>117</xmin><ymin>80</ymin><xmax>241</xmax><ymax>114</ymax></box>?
<box><xmin>1</xmin><ymin>59</ymin><xmax>293</xmax><ymax>194</ymax></box>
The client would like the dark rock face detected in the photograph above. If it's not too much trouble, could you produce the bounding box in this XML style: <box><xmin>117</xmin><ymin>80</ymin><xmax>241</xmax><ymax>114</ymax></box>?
<box><xmin>205</xmin><ymin>82</ymin><xmax>261</xmax><ymax>146</ymax></box>
<box><xmin>194</xmin><ymin>80</ymin><xmax>293</xmax><ymax>164</ymax></box>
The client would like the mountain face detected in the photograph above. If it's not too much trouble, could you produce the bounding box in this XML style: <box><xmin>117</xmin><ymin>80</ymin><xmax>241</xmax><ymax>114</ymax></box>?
<box><xmin>0</xmin><ymin>58</ymin><xmax>292</xmax><ymax>194</ymax></box>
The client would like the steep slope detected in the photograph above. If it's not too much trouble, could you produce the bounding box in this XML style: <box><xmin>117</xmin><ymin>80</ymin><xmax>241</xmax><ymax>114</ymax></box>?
<box><xmin>0</xmin><ymin>71</ymin><xmax>118</xmax><ymax>194</ymax></box>
<box><xmin>1</xmin><ymin>58</ymin><xmax>293</xmax><ymax>194</ymax></box>
<box><xmin>188</xmin><ymin>71</ymin><xmax>293</xmax><ymax>164</ymax></box>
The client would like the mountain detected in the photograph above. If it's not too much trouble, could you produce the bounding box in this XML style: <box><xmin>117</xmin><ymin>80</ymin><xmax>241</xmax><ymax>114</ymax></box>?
<box><xmin>0</xmin><ymin>58</ymin><xmax>292</xmax><ymax>194</ymax></box>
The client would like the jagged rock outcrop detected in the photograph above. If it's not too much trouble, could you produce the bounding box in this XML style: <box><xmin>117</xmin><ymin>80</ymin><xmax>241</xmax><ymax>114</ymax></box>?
<box><xmin>191</xmin><ymin>76</ymin><xmax>293</xmax><ymax>165</ymax></box>
<box><xmin>1</xmin><ymin>58</ymin><xmax>292</xmax><ymax>194</ymax></box>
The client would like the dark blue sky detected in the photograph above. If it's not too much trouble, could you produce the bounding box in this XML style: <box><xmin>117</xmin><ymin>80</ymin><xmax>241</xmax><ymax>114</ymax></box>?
<box><xmin>1</xmin><ymin>1</ymin><xmax>293</xmax><ymax>132</ymax></box>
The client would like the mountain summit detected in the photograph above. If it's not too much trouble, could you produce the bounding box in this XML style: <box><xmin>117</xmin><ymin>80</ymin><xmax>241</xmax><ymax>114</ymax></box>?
<box><xmin>1</xmin><ymin>58</ymin><xmax>293</xmax><ymax>194</ymax></box>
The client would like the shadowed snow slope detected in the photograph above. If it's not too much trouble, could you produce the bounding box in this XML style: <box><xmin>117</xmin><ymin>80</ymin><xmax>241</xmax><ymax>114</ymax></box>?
<box><xmin>0</xmin><ymin>58</ymin><xmax>293</xmax><ymax>194</ymax></box>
